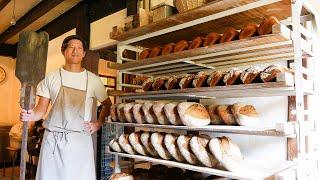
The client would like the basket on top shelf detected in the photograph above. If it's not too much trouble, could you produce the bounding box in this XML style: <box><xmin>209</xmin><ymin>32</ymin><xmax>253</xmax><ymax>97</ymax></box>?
<box><xmin>174</xmin><ymin>0</ymin><xmax>207</xmax><ymax>13</ymax></box>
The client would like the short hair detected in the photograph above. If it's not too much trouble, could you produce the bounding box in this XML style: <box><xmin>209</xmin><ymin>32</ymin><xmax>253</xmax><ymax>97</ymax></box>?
<box><xmin>61</xmin><ymin>35</ymin><xmax>88</xmax><ymax>52</ymax></box>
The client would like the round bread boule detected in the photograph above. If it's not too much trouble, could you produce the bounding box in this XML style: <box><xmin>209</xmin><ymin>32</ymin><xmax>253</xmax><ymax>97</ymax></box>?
<box><xmin>177</xmin><ymin>102</ymin><xmax>211</xmax><ymax>127</ymax></box>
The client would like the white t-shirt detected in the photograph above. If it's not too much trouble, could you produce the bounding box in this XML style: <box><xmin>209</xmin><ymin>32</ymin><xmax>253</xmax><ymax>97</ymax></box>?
<box><xmin>36</xmin><ymin>67</ymin><xmax>108</xmax><ymax>121</ymax></box>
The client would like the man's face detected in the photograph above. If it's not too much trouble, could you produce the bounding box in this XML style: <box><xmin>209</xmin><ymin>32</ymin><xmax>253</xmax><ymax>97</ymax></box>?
<box><xmin>62</xmin><ymin>39</ymin><xmax>85</xmax><ymax>64</ymax></box>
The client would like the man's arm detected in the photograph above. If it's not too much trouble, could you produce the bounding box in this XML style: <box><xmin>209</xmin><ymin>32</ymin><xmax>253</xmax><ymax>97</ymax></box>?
<box><xmin>20</xmin><ymin>96</ymin><xmax>50</xmax><ymax>122</ymax></box>
<box><xmin>84</xmin><ymin>97</ymin><xmax>112</xmax><ymax>134</ymax></box>
<box><xmin>97</xmin><ymin>97</ymin><xmax>112</xmax><ymax>124</ymax></box>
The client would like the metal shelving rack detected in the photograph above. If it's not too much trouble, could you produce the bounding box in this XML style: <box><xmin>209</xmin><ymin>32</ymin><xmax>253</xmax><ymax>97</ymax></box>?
<box><xmin>107</xmin><ymin>0</ymin><xmax>320</xmax><ymax>179</ymax></box>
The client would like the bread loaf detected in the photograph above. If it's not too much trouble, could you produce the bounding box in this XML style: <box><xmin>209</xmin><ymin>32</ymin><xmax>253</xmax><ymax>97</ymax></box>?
<box><xmin>162</xmin><ymin>43</ymin><xmax>175</xmax><ymax>55</ymax></box>
<box><xmin>153</xmin><ymin>102</ymin><xmax>170</xmax><ymax>125</ymax></box>
<box><xmin>220</xmin><ymin>28</ymin><xmax>239</xmax><ymax>43</ymax></box>
<box><xmin>142</xmin><ymin>101</ymin><xmax>157</xmax><ymax>124</ymax></box>
<box><xmin>164</xmin><ymin>133</ymin><xmax>185</xmax><ymax>162</ymax></box>
<box><xmin>139</xmin><ymin>49</ymin><xmax>150</xmax><ymax>60</ymax></box>
<box><xmin>179</xmin><ymin>74</ymin><xmax>195</xmax><ymax>89</ymax></box>
<box><xmin>140</xmin><ymin>131</ymin><xmax>158</xmax><ymax>157</ymax></box>
<box><xmin>177</xmin><ymin>102</ymin><xmax>211</xmax><ymax>127</ymax></box>
<box><xmin>240</xmin><ymin>66</ymin><xmax>260</xmax><ymax>84</ymax></box>
<box><xmin>124</xmin><ymin>102</ymin><xmax>136</xmax><ymax>123</ymax></box>
<box><xmin>203</xmin><ymin>32</ymin><xmax>221</xmax><ymax>46</ymax></box>
<box><xmin>174</xmin><ymin>40</ymin><xmax>189</xmax><ymax>52</ymax></box>
<box><xmin>209</xmin><ymin>136</ymin><xmax>243</xmax><ymax>172</ymax></box>
<box><xmin>260</xmin><ymin>64</ymin><xmax>288</xmax><ymax>82</ymax></box>
<box><xmin>207</xmin><ymin>71</ymin><xmax>225</xmax><ymax>87</ymax></box>
<box><xmin>110</xmin><ymin>104</ymin><xmax>118</xmax><ymax>122</ymax></box>
<box><xmin>118</xmin><ymin>134</ymin><xmax>136</xmax><ymax>155</ymax></box>
<box><xmin>164</xmin><ymin>102</ymin><xmax>183</xmax><ymax>125</ymax></box>
<box><xmin>258</xmin><ymin>16</ymin><xmax>279</xmax><ymax>35</ymax></box>
<box><xmin>132</xmin><ymin>103</ymin><xmax>146</xmax><ymax>124</ymax></box>
<box><xmin>109</xmin><ymin>138</ymin><xmax>122</xmax><ymax>153</ymax></box>
<box><xmin>216</xmin><ymin>105</ymin><xmax>237</xmax><ymax>125</ymax></box>
<box><xmin>188</xmin><ymin>36</ymin><xmax>203</xmax><ymax>50</ymax></box>
<box><xmin>116</xmin><ymin>103</ymin><xmax>126</xmax><ymax>122</ymax></box>
<box><xmin>231</xmin><ymin>103</ymin><xmax>259</xmax><ymax>127</ymax></box>
<box><xmin>165</xmin><ymin>75</ymin><xmax>181</xmax><ymax>90</ymax></box>
<box><xmin>192</xmin><ymin>71</ymin><xmax>208</xmax><ymax>88</ymax></box>
<box><xmin>149</xmin><ymin>46</ymin><xmax>162</xmax><ymax>58</ymax></box>
<box><xmin>150</xmin><ymin>132</ymin><xmax>172</xmax><ymax>160</ymax></box>
<box><xmin>223</xmin><ymin>68</ymin><xmax>242</xmax><ymax>85</ymax></box>
<box><xmin>142</xmin><ymin>78</ymin><xmax>154</xmax><ymax>91</ymax></box>
<box><xmin>152</xmin><ymin>77</ymin><xmax>167</xmax><ymax>91</ymax></box>
<box><xmin>239</xmin><ymin>23</ymin><xmax>259</xmax><ymax>40</ymax></box>
<box><xmin>206</xmin><ymin>104</ymin><xmax>224</xmax><ymax>125</ymax></box>
<box><xmin>177</xmin><ymin>135</ymin><xmax>198</xmax><ymax>165</ymax></box>
<box><xmin>190</xmin><ymin>135</ymin><xmax>219</xmax><ymax>167</ymax></box>
<box><xmin>109</xmin><ymin>172</ymin><xmax>134</xmax><ymax>180</ymax></box>
<box><xmin>129</xmin><ymin>131</ymin><xmax>148</xmax><ymax>155</ymax></box>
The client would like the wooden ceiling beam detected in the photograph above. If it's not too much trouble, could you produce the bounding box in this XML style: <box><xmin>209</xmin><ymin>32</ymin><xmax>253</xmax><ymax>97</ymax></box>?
<box><xmin>0</xmin><ymin>0</ymin><xmax>65</xmax><ymax>44</ymax></box>
<box><xmin>0</xmin><ymin>0</ymin><xmax>10</xmax><ymax>12</ymax></box>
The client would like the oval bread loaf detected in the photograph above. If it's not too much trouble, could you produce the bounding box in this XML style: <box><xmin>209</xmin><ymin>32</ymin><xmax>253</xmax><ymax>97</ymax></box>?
<box><xmin>177</xmin><ymin>102</ymin><xmax>211</xmax><ymax>126</ymax></box>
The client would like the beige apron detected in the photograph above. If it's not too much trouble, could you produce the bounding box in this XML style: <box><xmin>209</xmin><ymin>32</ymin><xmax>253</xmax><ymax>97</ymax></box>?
<box><xmin>36</xmin><ymin>69</ymin><xmax>96</xmax><ymax>180</ymax></box>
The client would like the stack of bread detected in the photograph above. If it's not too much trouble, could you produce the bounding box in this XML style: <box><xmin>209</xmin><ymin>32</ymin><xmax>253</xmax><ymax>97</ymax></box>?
<box><xmin>109</xmin><ymin>131</ymin><xmax>243</xmax><ymax>172</ymax></box>
<box><xmin>142</xmin><ymin>64</ymin><xmax>292</xmax><ymax>91</ymax></box>
<box><xmin>110</xmin><ymin>101</ymin><xmax>259</xmax><ymax>127</ymax></box>
<box><xmin>138</xmin><ymin>17</ymin><xmax>279</xmax><ymax>60</ymax></box>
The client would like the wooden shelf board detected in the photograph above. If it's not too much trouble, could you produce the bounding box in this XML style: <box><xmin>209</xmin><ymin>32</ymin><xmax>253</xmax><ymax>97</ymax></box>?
<box><xmin>107</xmin><ymin>149</ymin><xmax>296</xmax><ymax>180</ymax></box>
<box><xmin>106</xmin><ymin>121</ymin><xmax>295</xmax><ymax>137</ymax></box>
<box><xmin>111</xmin><ymin>0</ymin><xmax>295</xmax><ymax>47</ymax></box>
<box><xmin>109</xmin><ymin>80</ymin><xmax>310</xmax><ymax>100</ymax></box>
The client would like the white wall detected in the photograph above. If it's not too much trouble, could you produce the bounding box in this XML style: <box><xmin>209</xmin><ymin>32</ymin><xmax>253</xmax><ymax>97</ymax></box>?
<box><xmin>0</xmin><ymin>56</ymin><xmax>20</xmax><ymax>126</ymax></box>
<box><xmin>46</xmin><ymin>29</ymin><xmax>76</xmax><ymax>73</ymax></box>
<box><xmin>90</xmin><ymin>9</ymin><xmax>127</xmax><ymax>50</ymax></box>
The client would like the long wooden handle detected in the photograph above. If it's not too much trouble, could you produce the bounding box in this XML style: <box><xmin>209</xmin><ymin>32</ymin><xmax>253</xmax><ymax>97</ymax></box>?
<box><xmin>19</xmin><ymin>83</ymin><xmax>36</xmax><ymax>180</ymax></box>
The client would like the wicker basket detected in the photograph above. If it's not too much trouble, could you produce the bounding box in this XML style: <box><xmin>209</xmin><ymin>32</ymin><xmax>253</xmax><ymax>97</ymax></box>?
<box><xmin>174</xmin><ymin>0</ymin><xmax>207</xmax><ymax>13</ymax></box>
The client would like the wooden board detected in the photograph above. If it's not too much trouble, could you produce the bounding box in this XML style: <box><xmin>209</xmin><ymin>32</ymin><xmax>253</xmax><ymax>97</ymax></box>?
<box><xmin>107</xmin><ymin>148</ymin><xmax>296</xmax><ymax>180</ymax></box>
<box><xmin>106</xmin><ymin>120</ymin><xmax>295</xmax><ymax>137</ymax></box>
<box><xmin>111</xmin><ymin>0</ymin><xmax>294</xmax><ymax>47</ymax></box>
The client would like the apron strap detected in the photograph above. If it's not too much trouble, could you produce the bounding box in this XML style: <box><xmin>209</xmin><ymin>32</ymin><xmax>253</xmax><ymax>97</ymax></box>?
<box><xmin>59</xmin><ymin>68</ymin><xmax>89</xmax><ymax>94</ymax></box>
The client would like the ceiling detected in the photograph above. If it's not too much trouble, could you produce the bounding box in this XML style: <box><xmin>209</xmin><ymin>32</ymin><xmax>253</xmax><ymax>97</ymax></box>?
<box><xmin>0</xmin><ymin>0</ymin><xmax>82</xmax><ymax>45</ymax></box>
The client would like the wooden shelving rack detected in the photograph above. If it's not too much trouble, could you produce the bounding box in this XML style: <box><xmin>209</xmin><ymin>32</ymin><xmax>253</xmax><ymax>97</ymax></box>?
<box><xmin>107</xmin><ymin>0</ymin><xmax>320</xmax><ymax>179</ymax></box>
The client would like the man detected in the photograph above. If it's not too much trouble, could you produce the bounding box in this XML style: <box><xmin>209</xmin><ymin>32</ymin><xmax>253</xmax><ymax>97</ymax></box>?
<box><xmin>20</xmin><ymin>35</ymin><xmax>111</xmax><ymax>180</ymax></box>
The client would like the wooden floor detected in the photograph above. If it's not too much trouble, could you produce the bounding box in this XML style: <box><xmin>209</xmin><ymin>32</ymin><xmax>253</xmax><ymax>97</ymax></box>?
<box><xmin>0</xmin><ymin>166</ymin><xmax>35</xmax><ymax>180</ymax></box>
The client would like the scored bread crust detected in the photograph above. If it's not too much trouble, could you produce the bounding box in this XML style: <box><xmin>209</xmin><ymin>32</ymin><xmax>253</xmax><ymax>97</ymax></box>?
<box><xmin>140</xmin><ymin>132</ymin><xmax>158</xmax><ymax>157</ymax></box>
<box><xmin>110</xmin><ymin>104</ymin><xmax>118</xmax><ymax>122</ymax></box>
<box><xmin>124</xmin><ymin>102</ymin><xmax>136</xmax><ymax>123</ymax></box>
<box><xmin>231</xmin><ymin>103</ymin><xmax>259</xmax><ymax>127</ymax></box>
<box><xmin>142</xmin><ymin>102</ymin><xmax>157</xmax><ymax>124</ymax></box>
<box><xmin>109</xmin><ymin>138</ymin><xmax>122</xmax><ymax>153</ymax></box>
<box><xmin>129</xmin><ymin>131</ymin><xmax>148</xmax><ymax>155</ymax></box>
<box><xmin>206</xmin><ymin>104</ymin><xmax>224</xmax><ymax>125</ymax></box>
<box><xmin>190</xmin><ymin>135</ymin><xmax>219</xmax><ymax>167</ymax></box>
<box><xmin>164</xmin><ymin>133</ymin><xmax>185</xmax><ymax>162</ymax></box>
<box><xmin>118</xmin><ymin>134</ymin><xmax>136</xmax><ymax>155</ymax></box>
<box><xmin>116</xmin><ymin>103</ymin><xmax>126</xmax><ymax>122</ymax></box>
<box><xmin>216</xmin><ymin>105</ymin><xmax>237</xmax><ymax>125</ymax></box>
<box><xmin>164</xmin><ymin>102</ymin><xmax>183</xmax><ymax>125</ymax></box>
<box><xmin>151</xmin><ymin>132</ymin><xmax>172</xmax><ymax>160</ymax></box>
<box><xmin>177</xmin><ymin>135</ymin><xmax>198</xmax><ymax>165</ymax></box>
<box><xmin>132</xmin><ymin>103</ymin><xmax>146</xmax><ymax>124</ymax></box>
<box><xmin>153</xmin><ymin>102</ymin><xmax>170</xmax><ymax>125</ymax></box>
<box><xmin>209</xmin><ymin>136</ymin><xmax>243</xmax><ymax>172</ymax></box>
<box><xmin>177</xmin><ymin>102</ymin><xmax>211</xmax><ymax>127</ymax></box>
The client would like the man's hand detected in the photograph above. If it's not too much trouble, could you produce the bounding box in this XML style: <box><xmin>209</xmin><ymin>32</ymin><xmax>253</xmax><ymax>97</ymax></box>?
<box><xmin>20</xmin><ymin>109</ymin><xmax>36</xmax><ymax>122</ymax></box>
<box><xmin>84</xmin><ymin>121</ymin><xmax>103</xmax><ymax>134</ymax></box>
